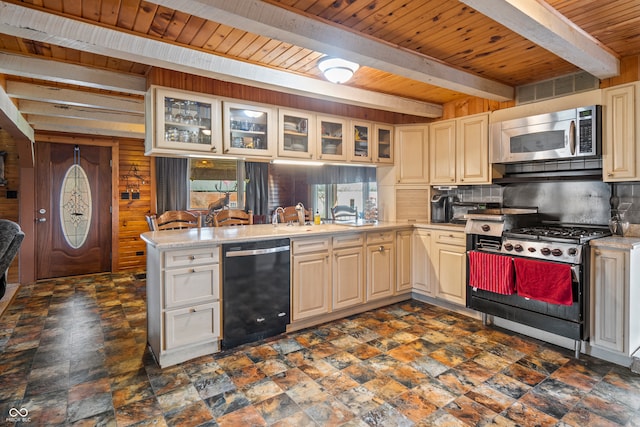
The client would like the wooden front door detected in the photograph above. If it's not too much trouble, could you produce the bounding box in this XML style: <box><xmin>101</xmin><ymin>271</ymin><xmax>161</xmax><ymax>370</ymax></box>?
<box><xmin>35</xmin><ymin>142</ymin><xmax>112</xmax><ymax>279</ymax></box>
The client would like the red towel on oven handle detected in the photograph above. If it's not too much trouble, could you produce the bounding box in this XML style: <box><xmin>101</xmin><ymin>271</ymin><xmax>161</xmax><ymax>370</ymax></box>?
<box><xmin>468</xmin><ymin>250</ymin><xmax>515</xmax><ymax>295</ymax></box>
<box><xmin>513</xmin><ymin>257</ymin><xmax>573</xmax><ymax>306</ymax></box>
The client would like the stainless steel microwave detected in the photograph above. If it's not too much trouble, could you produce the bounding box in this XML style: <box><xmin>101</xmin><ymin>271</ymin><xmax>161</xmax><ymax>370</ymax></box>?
<box><xmin>490</xmin><ymin>105</ymin><xmax>601</xmax><ymax>163</ymax></box>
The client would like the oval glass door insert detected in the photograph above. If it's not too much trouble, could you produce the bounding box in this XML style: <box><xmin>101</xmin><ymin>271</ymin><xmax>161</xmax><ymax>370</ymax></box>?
<box><xmin>60</xmin><ymin>164</ymin><xmax>92</xmax><ymax>249</ymax></box>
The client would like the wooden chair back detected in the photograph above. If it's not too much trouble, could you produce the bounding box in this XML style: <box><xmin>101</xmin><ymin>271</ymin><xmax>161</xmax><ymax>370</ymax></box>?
<box><xmin>331</xmin><ymin>205</ymin><xmax>358</xmax><ymax>221</ymax></box>
<box><xmin>213</xmin><ymin>209</ymin><xmax>254</xmax><ymax>227</ymax></box>
<box><xmin>147</xmin><ymin>210</ymin><xmax>201</xmax><ymax>231</ymax></box>
<box><xmin>278</xmin><ymin>206</ymin><xmax>311</xmax><ymax>224</ymax></box>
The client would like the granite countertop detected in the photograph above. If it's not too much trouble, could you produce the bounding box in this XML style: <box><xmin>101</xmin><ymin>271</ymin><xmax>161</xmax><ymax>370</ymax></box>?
<box><xmin>590</xmin><ymin>235</ymin><xmax>640</xmax><ymax>250</ymax></box>
<box><xmin>141</xmin><ymin>221</ymin><xmax>414</xmax><ymax>249</ymax></box>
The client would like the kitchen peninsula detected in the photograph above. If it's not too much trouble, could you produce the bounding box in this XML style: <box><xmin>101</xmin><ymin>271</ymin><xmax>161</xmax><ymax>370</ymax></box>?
<box><xmin>141</xmin><ymin>221</ymin><xmax>421</xmax><ymax>367</ymax></box>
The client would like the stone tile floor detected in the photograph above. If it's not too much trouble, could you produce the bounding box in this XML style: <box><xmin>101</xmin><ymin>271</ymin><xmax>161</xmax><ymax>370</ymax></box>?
<box><xmin>1</xmin><ymin>272</ymin><xmax>640</xmax><ymax>426</ymax></box>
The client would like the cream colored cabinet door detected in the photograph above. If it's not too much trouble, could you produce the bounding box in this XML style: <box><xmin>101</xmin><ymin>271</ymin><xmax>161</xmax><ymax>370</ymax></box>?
<box><xmin>432</xmin><ymin>231</ymin><xmax>467</xmax><ymax>305</ymax></box>
<box><xmin>278</xmin><ymin>108</ymin><xmax>316</xmax><ymax>160</ymax></box>
<box><xmin>374</xmin><ymin>124</ymin><xmax>394</xmax><ymax>164</ymax></box>
<box><xmin>292</xmin><ymin>251</ymin><xmax>331</xmax><ymax>320</ymax></box>
<box><xmin>332</xmin><ymin>246</ymin><xmax>365</xmax><ymax>310</ymax></box>
<box><xmin>396</xmin><ymin>230</ymin><xmax>413</xmax><ymax>293</ymax></box>
<box><xmin>457</xmin><ymin>113</ymin><xmax>490</xmax><ymax>184</ymax></box>
<box><xmin>396</xmin><ymin>125</ymin><xmax>429</xmax><ymax>184</ymax></box>
<box><xmin>366</xmin><ymin>242</ymin><xmax>395</xmax><ymax>301</ymax></box>
<box><xmin>412</xmin><ymin>229</ymin><xmax>434</xmax><ymax>296</ymax></box>
<box><xmin>429</xmin><ymin>120</ymin><xmax>456</xmax><ymax>184</ymax></box>
<box><xmin>591</xmin><ymin>247</ymin><xmax>626</xmax><ymax>353</ymax></box>
<box><xmin>603</xmin><ymin>83</ymin><xmax>639</xmax><ymax>181</ymax></box>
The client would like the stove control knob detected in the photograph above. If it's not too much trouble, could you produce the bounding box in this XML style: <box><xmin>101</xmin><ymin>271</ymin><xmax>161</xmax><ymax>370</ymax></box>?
<box><xmin>528</xmin><ymin>247</ymin><xmax>536</xmax><ymax>252</ymax></box>
<box><xmin>541</xmin><ymin>247</ymin><xmax>551</xmax><ymax>256</ymax></box>
<box><xmin>481</xmin><ymin>224</ymin><xmax>491</xmax><ymax>232</ymax></box>
<box><xmin>514</xmin><ymin>244</ymin><xmax>524</xmax><ymax>252</ymax></box>
<box><xmin>503</xmin><ymin>243</ymin><xmax>513</xmax><ymax>251</ymax></box>
<box><xmin>568</xmin><ymin>248</ymin><xmax>578</xmax><ymax>256</ymax></box>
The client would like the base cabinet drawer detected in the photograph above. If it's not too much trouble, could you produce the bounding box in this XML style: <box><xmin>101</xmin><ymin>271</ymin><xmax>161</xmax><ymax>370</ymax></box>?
<box><xmin>164</xmin><ymin>246</ymin><xmax>219</xmax><ymax>268</ymax></box>
<box><xmin>164</xmin><ymin>264</ymin><xmax>220</xmax><ymax>308</ymax></box>
<box><xmin>165</xmin><ymin>302</ymin><xmax>221</xmax><ymax>349</ymax></box>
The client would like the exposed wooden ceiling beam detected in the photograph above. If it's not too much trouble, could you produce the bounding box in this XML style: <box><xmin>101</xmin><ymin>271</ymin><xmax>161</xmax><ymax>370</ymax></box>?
<box><xmin>0</xmin><ymin>1</ymin><xmax>443</xmax><ymax>118</ymax></box>
<box><xmin>6</xmin><ymin>81</ymin><xmax>144</xmax><ymax>114</ymax></box>
<box><xmin>0</xmin><ymin>52</ymin><xmax>147</xmax><ymax>95</ymax></box>
<box><xmin>146</xmin><ymin>0</ymin><xmax>514</xmax><ymax>102</ymax></box>
<box><xmin>17</xmin><ymin>100</ymin><xmax>144</xmax><ymax>124</ymax></box>
<box><xmin>0</xmin><ymin>83</ymin><xmax>34</xmax><ymax>167</ymax></box>
<box><xmin>27</xmin><ymin>115</ymin><xmax>145</xmax><ymax>139</ymax></box>
<box><xmin>460</xmin><ymin>0</ymin><xmax>620</xmax><ymax>79</ymax></box>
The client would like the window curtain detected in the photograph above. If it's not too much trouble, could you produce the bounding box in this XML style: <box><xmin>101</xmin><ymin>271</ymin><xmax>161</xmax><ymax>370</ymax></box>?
<box><xmin>155</xmin><ymin>157</ymin><xmax>188</xmax><ymax>214</ymax></box>
<box><xmin>245</xmin><ymin>162</ymin><xmax>269</xmax><ymax>216</ymax></box>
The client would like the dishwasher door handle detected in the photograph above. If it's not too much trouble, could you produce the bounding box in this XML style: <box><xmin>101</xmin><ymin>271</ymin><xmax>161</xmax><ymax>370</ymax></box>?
<box><xmin>225</xmin><ymin>245</ymin><xmax>290</xmax><ymax>257</ymax></box>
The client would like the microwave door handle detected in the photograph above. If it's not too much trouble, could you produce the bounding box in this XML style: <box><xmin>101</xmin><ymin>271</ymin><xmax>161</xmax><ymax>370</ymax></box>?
<box><xmin>569</xmin><ymin>120</ymin><xmax>576</xmax><ymax>155</ymax></box>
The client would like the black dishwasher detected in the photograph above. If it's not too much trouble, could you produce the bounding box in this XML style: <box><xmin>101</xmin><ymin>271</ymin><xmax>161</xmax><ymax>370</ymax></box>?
<box><xmin>221</xmin><ymin>238</ymin><xmax>290</xmax><ymax>349</ymax></box>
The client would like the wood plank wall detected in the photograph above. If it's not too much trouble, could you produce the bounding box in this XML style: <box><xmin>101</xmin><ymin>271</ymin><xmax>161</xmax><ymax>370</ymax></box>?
<box><xmin>0</xmin><ymin>129</ymin><xmax>21</xmax><ymax>282</ymax></box>
<box><xmin>147</xmin><ymin>68</ymin><xmax>431</xmax><ymax>125</ymax></box>
<box><xmin>117</xmin><ymin>138</ymin><xmax>152</xmax><ymax>272</ymax></box>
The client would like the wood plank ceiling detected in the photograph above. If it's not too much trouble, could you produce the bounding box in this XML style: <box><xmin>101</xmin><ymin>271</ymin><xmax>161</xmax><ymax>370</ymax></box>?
<box><xmin>0</xmin><ymin>0</ymin><xmax>639</xmax><ymax>142</ymax></box>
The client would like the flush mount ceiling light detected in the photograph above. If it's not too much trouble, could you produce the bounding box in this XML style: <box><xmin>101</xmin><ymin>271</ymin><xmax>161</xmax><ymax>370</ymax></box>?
<box><xmin>318</xmin><ymin>57</ymin><xmax>360</xmax><ymax>84</ymax></box>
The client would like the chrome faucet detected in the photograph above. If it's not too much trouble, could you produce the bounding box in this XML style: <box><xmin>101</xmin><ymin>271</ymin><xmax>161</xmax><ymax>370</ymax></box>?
<box><xmin>295</xmin><ymin>202</ymin><xmax>305</xmax><ymax>226</ymax></box>
<box><xmin>272</xmin><ymin>206</ymin><xmax>284</xmax><ymax>225</ymax></box>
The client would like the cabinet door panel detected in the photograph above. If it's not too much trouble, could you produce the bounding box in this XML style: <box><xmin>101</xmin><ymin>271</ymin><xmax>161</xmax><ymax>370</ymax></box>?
<box><xmin>591</xmin><ymin>249</ymin><xmax>626</xmax><ymax>353</ymax></box>
<box><xmin>333</xmin><ymin>247</ymin><xmax>365</xmax><ymax>310</ymax></box>
<box><xmin>396</xmin><ymin>231</ymin><xmax>412</xmax><ymax>293</ymax></box>
<box><xmin>429</xmin><ymin>121</ymin><xmax>456</xmax><ymax>184</ymax></box>
<box><xmin>457</xmin><ymin>114</ymin><xmax>489</xmax><ymax>184</ymax></box>
<box><xmin>367</xmin><ymin>244</ymin><xmax>395</xmax><ymax>300</ymax></box>
<box><xmin>396</xmin><ymin>126</ymin><xmax>428</xmax><ymax>183</ymax></box>
<box><xmin>412</xmin><ymin>230</ymin><xmax>433</xmax><ymax>296</ymax></box>
<box><xmin>603</xmin><ymin>84</ymin><xmax>637</xmax><ymax>181</ymax></box>
<box><xmin>292</xmin><ymin>253</ymin><xmax>330</xmax><ymax>320</ymax></box>
<box><xmin>434</xmin><ymin>243</ymin><xmax>466</xmax><ymax>305</ymax></box>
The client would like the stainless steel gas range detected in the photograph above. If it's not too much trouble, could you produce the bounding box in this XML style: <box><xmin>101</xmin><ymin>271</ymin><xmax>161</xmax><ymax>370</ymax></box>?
<box><xmin>464</xmin><ymin>210</ymin><xmax>611</xmax><ymax>358</ymax></box>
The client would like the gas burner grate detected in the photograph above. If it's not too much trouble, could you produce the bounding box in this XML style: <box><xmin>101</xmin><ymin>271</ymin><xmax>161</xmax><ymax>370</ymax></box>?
<box><xmin>505</xmin><ymin>225</ymin><xmax>611</xmax><ymax>243</ymax></box>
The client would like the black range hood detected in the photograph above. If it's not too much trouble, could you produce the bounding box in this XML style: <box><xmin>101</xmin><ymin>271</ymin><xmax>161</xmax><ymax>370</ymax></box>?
<box><xmin>493</xmin><ymin>158</ymin><xmax>603</xmax><ymax>184</ymax></box>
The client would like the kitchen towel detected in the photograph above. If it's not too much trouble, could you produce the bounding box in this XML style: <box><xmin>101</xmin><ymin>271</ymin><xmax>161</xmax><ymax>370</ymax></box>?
<box><xmin>468</xmin><ymin>250</ymin><xmax>515</xmax><ymax>295</ymax></box>
<box><xmin>513</xmin><ymin>257</ymin><xmax>573</xmax><ymax>305</ymax></box>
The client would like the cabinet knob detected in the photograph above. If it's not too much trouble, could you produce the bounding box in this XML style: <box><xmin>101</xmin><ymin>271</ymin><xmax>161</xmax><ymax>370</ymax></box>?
<box><xmin>190</xmin><ymin>268</ymin><xmax>196</xmax><ymax>273</ymax></box>
<box><xmin>378</xmin><ymin>245</ymin><xmax>385</xmax><ymax>252</ymax></box>
<box><xmin>607</xmin><ymin>173</ymin><xmax>613</xmax><ymax>177</ymax></box>
<box><xmin>190</xmin><ymin>308</ymin><xmax>196</xmax><ymax>313</ymax></box>
<box><xmin>256</xmin><ymin>317</ymin><xmax>265</xmax><ymax>323</ymax></box>
<box><xmin>189</xmin><ymin>255</ymin><xmax>196</xmax><ymax>260</ymax></box>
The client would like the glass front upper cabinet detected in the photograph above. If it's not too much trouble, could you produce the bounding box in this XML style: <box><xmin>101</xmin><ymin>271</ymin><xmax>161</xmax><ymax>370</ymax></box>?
<box><xmin>375</xmin><ymin>124</ymin><xmax>394</xmax><ymax>164</ymax></box>
<box><xmin>223</xmin><ymin>102</ymin><xmax>276</xmax><ymax>157</ymax></box>
<box><xmin>317</xmin><ymin>115</ymin><xmax>347</xmax><ymax>161</ymax></box>
<box><xmin>349</xmin><ymin>120</ymin><xmax>372</xmax><ymax>163</ymax></box>
<box><xmin>153</xmin><ymin>87</ymin><xmax>222</xmax><ymax>154</ymax></box>
<box><xmin>278</xmin><ymin>109</ymin><xmax>315</xmax><ymax>159</ymax></box>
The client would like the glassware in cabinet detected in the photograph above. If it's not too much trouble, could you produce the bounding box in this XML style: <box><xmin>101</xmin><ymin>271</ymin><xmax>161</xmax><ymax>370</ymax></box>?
<box><xmin>223</xmin><ymin>102</ymin><xmax>276</xmax><ymax>157</ymax></box>
<box><xmin>317</xmin><ymin>115</ymin><xmax>347</xmax><ymax>161</ymax></box>
<box><xmin>278</xmin><ymin>109</ymin><xmax>315</xmax><ymax>159</ymax></box>
<box><xmin>375</xmin><ymin>124</ymin><xmax>394</xmax><ymax>164</ymax></box>
<box><xmin>349</xmin><ymin>120</ymin><xmax>372</xmax><ymax>162</ymax></box>
<box><xmin>153</xmin><ymin>87</ymin><xmax>222</xmax><ymax>153</ymax></box>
